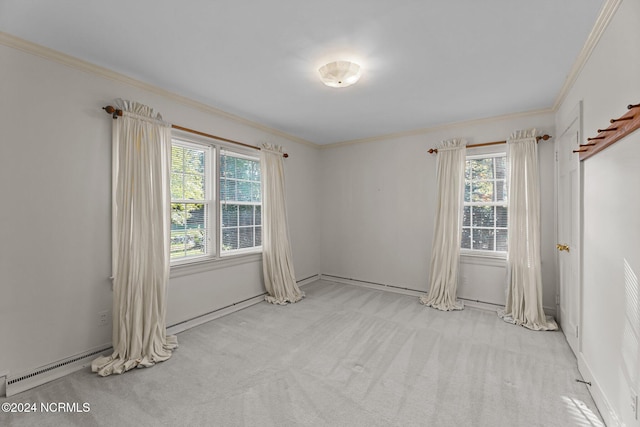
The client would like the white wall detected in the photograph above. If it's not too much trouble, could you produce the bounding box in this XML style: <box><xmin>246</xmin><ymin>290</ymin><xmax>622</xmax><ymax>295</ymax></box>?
<box><xmin>319</xmin><ymin>111</ymin><xmax>557</xmax><ymax>312</ymax></box>
<box><xmin>554</xmin><ymin>1</ymin><xmax>640</xmax><ymax>425</ymax></box>
<box><xmin>0</xmin><ymin>41</ymin><xmax>320</xmax><ymax>377</ymax></box>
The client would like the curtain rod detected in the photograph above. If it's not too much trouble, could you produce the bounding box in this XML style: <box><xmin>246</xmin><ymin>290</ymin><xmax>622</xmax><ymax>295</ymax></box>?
<box><xmin>102</xmin><ymin>106</ymin><xmax>288</xmax><ymax>158</ymax></box>
<box><xmin>427</xmin><ymin>134</ymin><xmax>551</xmax><ymax>154</ymax></box>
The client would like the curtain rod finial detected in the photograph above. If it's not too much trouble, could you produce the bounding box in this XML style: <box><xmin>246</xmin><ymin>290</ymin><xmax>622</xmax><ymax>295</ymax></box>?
<box><xmin>103</xmin><ymin>105</ymin><xmax>122</xmax><ymax>119</ymax></box>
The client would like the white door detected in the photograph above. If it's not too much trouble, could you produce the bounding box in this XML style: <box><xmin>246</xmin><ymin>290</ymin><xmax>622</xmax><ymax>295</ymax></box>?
<box><xmin>557</xmin><ymin>114</ymin><xmax>582</xmax><ymax>356</ymax></box>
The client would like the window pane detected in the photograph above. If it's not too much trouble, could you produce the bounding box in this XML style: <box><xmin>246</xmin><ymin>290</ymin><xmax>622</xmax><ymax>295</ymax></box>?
<box><xmin>171</xmin><ymin>173</ymin><xmax>183</xmax><ymax>199</ymax></box>
<box><xmin>463</xmin><ymin>206</ymin><xmax>470</xmax><ymax>227</ymax></box>
<box><xmin>184</xmin><ymin>147</ymin><xmax>205</xmax><ymax>174</ymax></box>
<box><xmin>472</xmin><ymin>229</ymin><xmax>495</xmax><ymax>251</ymax></box>
<box><xmin>255</xmin><ymin>205</ymin><xmax>261</xmax><ymax>226</ymax></box>
<box><xmin>190</xmin><ymin>228</ymin><xmax>207</xmax><ymax>255</ymax></box>
<box><xmin>472</xmin><ymin>181</ymin><xmax>494</xmax><ymax>202</ymax></box>
<box><xmin>239</xmin><ymin>227</ymin><xmax>254</xmax><ymax>249</ymax></box>
<box><xmin>170</xmin><ymin>230</ymin><xmax>189</xmax><ymax>258</ymax></box>
<box><xmin>220</xmin><ymin>178</ymin><xmax>236</xmax><ymax>201</ymax></box>
<box><xmin>496</xmin><ymin>229</ymin><xmax>508</xmax><ymax>251</ymax></box>
<box><xmin>470</xmin><ymin>158</ymin><xmax>494</xmax><ymax>180</ymax></box>
<box><xmin>495</xmin><ymin>156</ymin><xmax>506</xmax><ymax>179</ymax></box>
<box><xmin>496</xmin><ymin>180</ymin><xmax>507</xmax><ymax>202</ymax></box>
<box><xmin>496</xmin><ymin>206</ymin><xmax>508</xmax><ymax>228</ymax></box>
<box><xmin>222</xmin><ymin>228</ymin><xmax>238</xmax><ymax>251</ymax></box>
<box><xmin>251</xmin><ymin>182</ymin><xmax>261</xmax><ymax>202</ymax></box>
<box><xmin>239</xmin><ymin>205</ymin><xmax>254</xmax><ymax>226</ymax></box>
<box><xmin>251</xmin><ymin>161</ymin><xmax>261</xmax><ymax>181</ymax></box>
<box><xmin>222</xmin><ymin>204</ymin><xmax>238</xmax><ymax>227</ymax></box>
<box><xmin>171</xmin><ymin>203</ymin><xmax>188</xmax><ymax>228</ymax></box>
<box><xmin>237</xmin><ymin>181</ymin><xmax>252</xmax><ymax>202</ymax></box>
<box><xmin>236</xmin><ymin>159</ymin><xmax>252</xmax><ymax>180</ymax></box>
<box><xmin>472</xmin><ymin>206</ymin><xmax>494</xmax><ymax>227</ymax></box>
<box><xmin>221</xmin><ymin>155</ymin><xmax>236</xmax><ymax>178</ymax></box>
<box><xmin>185</xmin><ymin>203</ymin><xmax>205</xmax><ymax>229</ymax></box>
<box><xmin>184</xmin><ymin>173</ymin><xmax>205</xmax><ymax>200</ymax></box>
<box><xmin>464</xmin><ymin>182</ymin><xmax>471</xmax><ymax>202</ymax></box>
<box><xmin>255</xmin><ymin>226</ymin><xmax>262</xmax><ymax>246</ymax></box>
<box><xmin>171</xmin><ymin>145</ymin><xmax>184</xmax><ymax>173</ymax></box>
<box><xmin>461</xmin><ymin>228</ymin><xmax>471</xmax><ymax>249</ymax></box>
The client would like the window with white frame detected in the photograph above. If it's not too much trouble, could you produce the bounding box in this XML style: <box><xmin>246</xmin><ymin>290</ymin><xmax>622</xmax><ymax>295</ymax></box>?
<box><xmin>220</xmin><ymin>150</ymin><xmax>262</xmax><ymax>254</ymax></box>
<box><xmin>171</xmin><ymin>140</ymin><xmax>212</xmax><ymax>261</ymax></box>
<box><xmin>462</xmin><ymin>153</ymin><xmax>508</xmax><ymax>253</ymax></box>
<box><xmin>170</xmin><ymin>138</ymin><xmax>262</xmax><ymax>264</ymax></box>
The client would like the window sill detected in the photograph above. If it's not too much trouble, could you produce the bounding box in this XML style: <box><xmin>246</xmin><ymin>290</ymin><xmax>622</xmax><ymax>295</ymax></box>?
<box><xmin>170</xmin><ymin>252</ymin><xmax>262</xmax><ymax>279</ymax></box>
<box><xmin>460</xmin><ymin>251</ymin><xmax>507</xmax><ymax>267</ymax></box>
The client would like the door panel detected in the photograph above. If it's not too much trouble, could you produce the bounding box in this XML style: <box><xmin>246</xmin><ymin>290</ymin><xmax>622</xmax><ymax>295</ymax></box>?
<box><xmin>557</xmin><ymin>114</ymin><xmax>581</xmax><ymax>356</ymax></box>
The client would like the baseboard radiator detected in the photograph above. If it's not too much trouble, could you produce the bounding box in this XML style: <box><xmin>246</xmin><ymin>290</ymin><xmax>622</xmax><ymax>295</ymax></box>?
<box><xmin>5</xmin><ymin>346</ymin><xmax>112</xmax><ymax>397</ymax></box>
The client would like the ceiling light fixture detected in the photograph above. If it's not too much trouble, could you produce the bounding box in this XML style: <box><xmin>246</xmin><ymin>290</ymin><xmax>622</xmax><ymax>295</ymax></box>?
<box><xmin>318</xmin><ymin>61</ymin><xmax>361</xmax><ymax>88</ymax></box>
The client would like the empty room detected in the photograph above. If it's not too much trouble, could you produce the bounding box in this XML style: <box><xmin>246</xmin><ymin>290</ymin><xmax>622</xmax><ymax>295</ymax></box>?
<box><xmin>1</xmin><ymin>0</ymin><xmax>638</xmax><ymax>426</ymax></box>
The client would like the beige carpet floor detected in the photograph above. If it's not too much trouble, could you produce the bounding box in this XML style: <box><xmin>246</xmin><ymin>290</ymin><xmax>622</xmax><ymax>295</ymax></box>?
<box><xmin>1</xmin><ymin>280</ymin><xmax>603</xmax><ymax>426</ymax></box>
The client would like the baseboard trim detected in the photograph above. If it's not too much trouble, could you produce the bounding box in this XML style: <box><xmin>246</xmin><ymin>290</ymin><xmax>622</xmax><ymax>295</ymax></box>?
<box><xmin>578</xmin><ymin>353</ymin><xmax>621</xmax><ymax>426</ymax></box>
<box><xmin>167</xmin><ymin>293</ymin><xmax>267</xmax><ymax>335</ymax></box>
<box><xmin>5</xmin><ymin>345</ymin><xmax>112</xmax><ymax>397</ymax></box>
<box><xmin>322</xmin><ymin>275</ymin><xmax>503</xmax><ymax>314</ymax></box>
<box><xmin>168</xmin><ymin>274</ymin><xmax>320</xmax><ymax>335</ymax></box>
<box><xmin>320</xmin><ymin>274</ymin><xmax>425</xmax><ymax>297</ymax></box>
<box><xmin>458</xmin><ymin>298</ymin><xmax>503</xmax><ymax>313</ymax></box>
<box><xmin>320</xmin><ymin>274</ymin><xmax>557</xmax><ymax>317</ymax></box>
<box><xmin>297</xmin><ymin>274</ymin><xmax>321</xmax><ymax>287</ymax></box>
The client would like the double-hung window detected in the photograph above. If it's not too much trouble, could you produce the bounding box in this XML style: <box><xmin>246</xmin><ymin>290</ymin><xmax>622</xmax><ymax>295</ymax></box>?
<box><xmin>220</xmin><ymin>150</ymin><xmax>262</xmax><ymax>253</ymax></box>
<box><xmin>171</xmin><ymin>141</ymin><xmax>212</xmax><ymax>260</ymax></box>
<box><xmin>170</xmin><ymin>137</ymin><xmax>262</xmax><ymax>264</ymax></box>
<box><xmin>462</xmin><ymin>153</ymin><xmax>508</xmax><ymax>253</ymax></box>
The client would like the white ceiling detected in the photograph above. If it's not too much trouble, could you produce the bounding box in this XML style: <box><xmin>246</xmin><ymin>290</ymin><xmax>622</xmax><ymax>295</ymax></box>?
<box><xmin>0</xmin><ymin>0</ymin><xmax>605</xmax><ymax>145</ymax></box>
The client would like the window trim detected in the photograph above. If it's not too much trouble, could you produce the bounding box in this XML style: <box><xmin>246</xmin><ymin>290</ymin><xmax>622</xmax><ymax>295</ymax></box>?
<box><xmin>461</xmin><ymin>151</ymin><xmax>508</xmax><ymax>256</ymax></box>
<box><xmin>169</xmin><ymin>130</ymin><xmax>262</xmax><ymax>271</ymax></box>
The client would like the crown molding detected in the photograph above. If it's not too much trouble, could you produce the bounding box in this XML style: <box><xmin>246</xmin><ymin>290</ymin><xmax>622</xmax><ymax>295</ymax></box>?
<box><xmin>552</xmin><ymin>0</ymin><xmax>622</xmax><ymax>111</ymax></box>
<box><xmin>321</xmin><ymin>108</ymin><xmax>554</xmax><ymax>149</ymax></box>
<box><xmin>3</xmin><ymin>0</ymin><xmax>619</xmax><ymax>152</ymax></box>
<box><xmin>0</xmin><ymin>32</ymin><xmax>319</xmax><ymax>149</ymax></box>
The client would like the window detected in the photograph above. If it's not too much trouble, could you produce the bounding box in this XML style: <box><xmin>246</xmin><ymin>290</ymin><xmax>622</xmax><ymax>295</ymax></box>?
<box><xmin>462</xmin><ymin>153</ymin><xmax>508</xmax><ymax>253</ymax></box>
<box><xmin>220</xmin><ymin>150</ymin><xmax>262</xmax><ymax>254</ymax></box>
<box><xmin>171</xmin><ymin>141</ymin><xmax>211</xmax><ymax>261</ymax></box>
<box><xmin>170</xmin><ymin>138</ymin><xmax>262</xmax><ymax>264</ymax></box>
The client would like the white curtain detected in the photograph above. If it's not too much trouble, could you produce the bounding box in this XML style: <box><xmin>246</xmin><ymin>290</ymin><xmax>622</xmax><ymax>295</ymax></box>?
<box><xmin>260</xmin><ymin>144</ymin><xmax>304</xmax><ymax>305</ymax></box>
<box><xmin>420</xmin><ymin>138</ymin><xmax>466</xmax><ymax>311</ymax></box>
<box><xmin>499</xmin><ymin>129</ymin><xmax>557</xmax><ymax>330</ymax></box>
<box><xmin>92</xmin><ymin>100</ymin><xmax>178</xmax><ymax>376</ymax></box>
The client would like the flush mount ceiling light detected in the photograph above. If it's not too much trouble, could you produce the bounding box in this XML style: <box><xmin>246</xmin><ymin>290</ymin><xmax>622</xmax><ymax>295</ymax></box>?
<box><xmin>318</xmin><ymin>61</ymin><xmax>361</xmax><ymax>88</ymax></box>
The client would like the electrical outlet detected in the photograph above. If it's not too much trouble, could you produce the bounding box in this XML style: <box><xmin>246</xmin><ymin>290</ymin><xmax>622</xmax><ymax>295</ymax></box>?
<box><xmin>98</xmin><ymin>310</ymin><xmax>109</xmax><ymax>327</ymax></box>
<box><xmin>631</xmin><ymin>392</ymin><xmax>638</xmax><ymax>420</ymax></box>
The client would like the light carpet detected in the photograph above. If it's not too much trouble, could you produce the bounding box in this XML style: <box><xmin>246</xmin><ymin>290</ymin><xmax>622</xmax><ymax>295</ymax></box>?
<box><xmin>0</xmin><ymin>280</ymin><xmax>603</xmax><ymax>426</ymax></box>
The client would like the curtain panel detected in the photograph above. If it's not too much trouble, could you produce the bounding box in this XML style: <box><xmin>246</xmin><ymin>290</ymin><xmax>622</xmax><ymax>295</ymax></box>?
<box><xmin>499</xmin><ymin>129</ymin><xmax>557</xmax><ymax>331</ymax></box>
<box><xmin>420</xmin><ymin>138</ymin><xmax>466</xmax><ymax>311</ymax></box>
<box><xmin>260</xmin><ymin>144</ymin><xmax>304</xmax><ymax>305</ymax></box>
<box><xmin>92</xmin><ymin>100</ymin><xmax>178</xmax><ymax>376</ymax></box>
